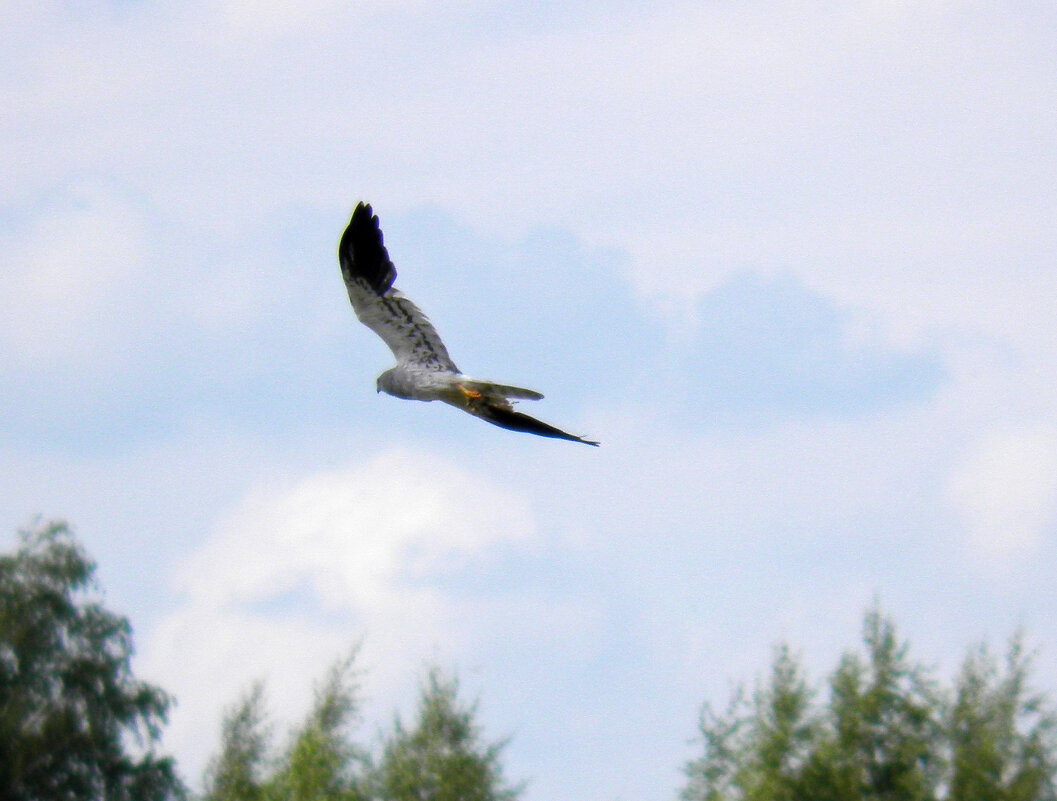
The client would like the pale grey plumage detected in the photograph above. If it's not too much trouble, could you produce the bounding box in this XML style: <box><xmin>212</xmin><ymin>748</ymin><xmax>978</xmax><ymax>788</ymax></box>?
<box><xmin>338</xmin><ymin>202</ymin><xmax>598</xmax><ymax>446</ymax></box>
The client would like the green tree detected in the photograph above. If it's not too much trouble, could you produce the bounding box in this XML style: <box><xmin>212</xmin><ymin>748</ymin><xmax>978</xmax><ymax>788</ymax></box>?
<box><xmin>203</xmin><ymin>650</ymin><xmax>368</xmax><ymax>801</ymax></box>
<box><xmin>743</xmin><ymin>645</ymin><xmax>819</xmax><ymax>801</ymax></box>
<box><xmin>372</xmin><ymin>667</ymin><xmax>520</xmax><ymax>801</ymax></box>
<box><xmin>682</xmin><ymin>647</ymin><xmax>818</xmax><ymax>801</ymax></box>
<box><xmin>681</xmin><ymin>689</ymin><xmax>749</xmax><ymax>801</ymax></box>
<box><xmin>268</xmin><ymin>649</ymin><xmax>367</xmax><ymax>801</ymax></box>
<box><xmin>0</xmin><ymin>519</ymin><xmax>184</xmax><ymax>800</ymax></box>
<box><xmin>803</xmin><ymin>610</ymin><xmax>942</xmax><ymax>801</ymax></box>
<box><xmin>948</xmin><ymin>637</ymin><xmax>1057</xmax><ymax>801</ymax></box>
<box><xmin>202</xmin><ymin>683</ymin><xmax>270</xmax><ymax>801</ymax></box>
<box><xmin>205</xmin><ymin>660</ymin><xmax>520</xmax><ymax>801</ymax></box>
<box><xmin>681</xmin><ymin>607</ymin><xmax>1057</xmax><ymax>801</ymax></box>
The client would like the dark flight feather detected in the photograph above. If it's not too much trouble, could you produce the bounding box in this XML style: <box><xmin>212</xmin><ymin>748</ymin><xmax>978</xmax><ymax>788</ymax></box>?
<box><xmin>339</xmin><ymin>202</ymin><xmax>396</xmax><ymax>295</ymax></box>
<box><xmin>472</xmin><ymin>402</ymin><xmax>600</xmax><ymax>446</ymax></box>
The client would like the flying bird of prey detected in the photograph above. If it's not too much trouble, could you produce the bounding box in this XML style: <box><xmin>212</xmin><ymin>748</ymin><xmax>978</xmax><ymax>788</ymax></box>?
<box><xmin>339</xmin><ymin>202</ymin><xmax>598</xmax><ymax>446</ymax></box>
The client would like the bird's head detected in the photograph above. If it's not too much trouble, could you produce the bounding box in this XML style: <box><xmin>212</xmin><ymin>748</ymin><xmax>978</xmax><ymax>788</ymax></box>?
<box><xmin>376</xmin><ymin>368</ymin><xmax>405</xmax><ymax>397</ymax></box>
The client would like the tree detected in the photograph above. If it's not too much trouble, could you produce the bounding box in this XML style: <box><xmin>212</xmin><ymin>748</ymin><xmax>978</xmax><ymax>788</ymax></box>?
<box><xmin>268</xmin><ymin>648</ymin><xmax>368</xmax><ymax>801</ymax></box>
<box><xmin>205</xmin><ymin>659</ymin><xmax>520</xmax><ymax>801</ymax></box>
<box><xmin>742</xmin><ymin>645</ymin><xmax>819</xmax><ymax>801</ymax></box>
<box><xmin>202</xmin><ymin>683</ymin><xmax>270</xmax><ymax>801</ymax></box>
<box><xmin>682</xmin><ymin>646</ymin><xmax>818</xmax><ymax>801</ymax></box>
<box><xmin>0</xmin><ymin>519</ymin><xmax>184</xmax><ymax>800</ymax></box>
<box><xmin>203</xmin><ymin>649</ymin><xmax>369</xmax><ymax>801</ymax></box>
<box><xmin>948</xmin><ymin>637</ymin><xmax>1057</xmax><ymax>801</ymax></box>
<box><xmin>681</xmin><ymin>606</ymin><xmax>1057</xmax><ymax>801</ymax></box>
<box><xmin>372</xmin><ymin>667</ymin><xmax>520</xmax><ymax>801</ymax></box>
<box><xmin>801</xmin><ymin>609</ymin><xmax>942</xmax><ymax>801</ymax></box>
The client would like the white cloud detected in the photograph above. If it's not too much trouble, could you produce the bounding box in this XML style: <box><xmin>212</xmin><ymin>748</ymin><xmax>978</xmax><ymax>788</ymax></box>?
<box><xmin>947</xmin><ymin>424</ymin><xmax>1057</xmax><ymax>559</ymax></box>
<box><xmin>140</xmin><ymin>448</ymin><xmax>534</xmax><ymax>782</ymax></box>
<box><xmin>0</xmin><ymin>183</ymin><xmax>149</xmax><ymax>365</ymax></box>
<box><xmin>392</xmin><ymin>3</ymin><xmax>1057</xmax><ymax>357</ymax></box>
<box><xmin>179</xmin><ymin>448</ymin><xmax>532</xmax><ymax>605</ymax></box>
<box><xmin>211</xmin><ymin>0</ymin><xmax>348</xmax><ymax>38</ymax></box>
<box><xmin>208</xmin><ymin>0</ymin><xmax>490</xmax><ymax>42</ymax></box>
<box><xmin>6</xmin><ymin>1</ymin><xmax>1055</xmax><ymax>359</ymax></box>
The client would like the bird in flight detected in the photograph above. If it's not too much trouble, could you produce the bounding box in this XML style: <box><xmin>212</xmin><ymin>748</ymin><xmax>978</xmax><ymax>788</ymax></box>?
<box><xmin>339</xmin><ymin>202</ymin><xmax>599</xmax><ymax>446</ymax></box>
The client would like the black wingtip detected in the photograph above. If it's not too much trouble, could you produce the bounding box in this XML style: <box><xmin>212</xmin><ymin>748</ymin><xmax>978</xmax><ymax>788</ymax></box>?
<box><xmin>476</xmin><ymin>403</ymin><xmax>599</xmax><ymax>446</ymax></box>
<box><xmin>339</xmin><ymin>201</ymin><xmax>397</xmax><ymax>294</ymax></box>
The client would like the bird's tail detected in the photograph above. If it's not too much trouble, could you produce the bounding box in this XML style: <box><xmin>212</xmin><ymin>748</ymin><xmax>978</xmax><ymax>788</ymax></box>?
<box><xmin>459</xmin><ymin>379</ymin><xmax>544</xmax><ymax>401</ymax></box>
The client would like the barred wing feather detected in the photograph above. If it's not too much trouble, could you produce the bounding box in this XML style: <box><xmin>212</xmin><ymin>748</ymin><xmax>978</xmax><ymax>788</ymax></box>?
<box><xmin>339</xmin><ymin>203</ymin><xmax>457</xmax><ymax>372</ymax></box>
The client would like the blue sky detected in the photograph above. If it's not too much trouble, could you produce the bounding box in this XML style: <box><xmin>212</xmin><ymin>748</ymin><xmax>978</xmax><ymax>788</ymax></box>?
<box><xmin>4</xmin><ymin>2</ymin><xmax>1057</xmax><ymax>799</ymax></box>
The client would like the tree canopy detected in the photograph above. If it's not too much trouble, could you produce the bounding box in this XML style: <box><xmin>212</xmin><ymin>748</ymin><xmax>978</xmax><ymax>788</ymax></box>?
<box><xmin>681</xmin><ymin>607</ymin><xmax>1057</xmax><ymax>801</ymax></box>
<box><xmin>203</xmin><ymin>655</ymin><xmax>519</xmax><ymax>801</ymax></box>
<box><xmin>0</xmin><ymin>520</ymin><xmax>184</xmax><ymax>800</ymax></box>
<box><xmin>373</xmin><ymin>667</ymin><xmax>521</xmax><ymax>801</ymax></box>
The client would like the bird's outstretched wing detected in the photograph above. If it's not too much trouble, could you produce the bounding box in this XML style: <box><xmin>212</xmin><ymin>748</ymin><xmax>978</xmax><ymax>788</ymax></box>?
<box><xmin>468</xmin><ymin>399</ymin><xmax>600</xmax><ymax>446</ymax></box>
<box><xmin>338</xmin><ymin>202</ymin><xmax>458</xmax><ymax>372</ymax></box>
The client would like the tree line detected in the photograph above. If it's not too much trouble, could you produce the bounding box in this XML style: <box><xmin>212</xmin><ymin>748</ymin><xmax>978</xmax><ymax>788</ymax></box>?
<box><xmin>1</xmin><ymin>520</ymin><xmax>1055</xmax><ymax>800</ymax></box>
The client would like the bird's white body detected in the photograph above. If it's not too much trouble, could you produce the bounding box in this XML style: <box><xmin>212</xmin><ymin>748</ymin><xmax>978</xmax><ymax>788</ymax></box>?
<box><xmin>376</xmin><ymin>366</ymin><xmax>456</xmax><ymax>401</ymax></box>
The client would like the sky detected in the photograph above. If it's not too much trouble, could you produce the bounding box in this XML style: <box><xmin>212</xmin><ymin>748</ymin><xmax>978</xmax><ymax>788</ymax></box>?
<box><xmin>3</xmin><ymin>1</ymin><xmax>1057</xmax><ymax>799</ymax></box>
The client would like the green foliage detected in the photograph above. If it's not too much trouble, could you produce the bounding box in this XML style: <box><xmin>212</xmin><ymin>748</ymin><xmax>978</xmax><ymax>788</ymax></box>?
<box><xmin>203</xmin><ymin>683</ymin><xmax>270</xmax><ymax>801</ymax></box>
<box><xmin>743</xmin><ymin>645</ymin><xmax>818</xmax><ymax>801</ymax></box>
<box><xmin>0</xmin><ymin>520</ymin><xmax>184</xmax><ymax>800</ymax></box>
<box><xmin>268</xmin><ymin>649</ymin><xmax>368</xmax><ymax>801</ymax></box>
<box><xmin>372</xmin><ymin>667</ymin><xmax>520</xmax><ymax>801</ymax></box>
<box><xmin>203</xmin><ymin>649</ymin><xmax>368</xmax><ymax>801</ymax></box>
<box><xmin>204</xmin><ymin>654</ymin><xmax>524</xmax><ymax>801</ymax></box>
<box><xmin>682</xmin><ymin>606</ymin><xmax>1057</xmax><ymax>801</ymax></box>
<box><xmin>682</xmin><ymin>647</ymin><xmax>818</xmax><ymax>801</ymax></box>
<box><xmin>682</xmin><ymin>689</ymin><xmax>749</xmax><ymax>801</ymax></box>
<box><xmin>805</xmin><ymin>610</ymin><xmax>942</xmax><ymax>801</ymax></box>
<box><xmin>948</xmin><ymin>637</ymin><xmax>1057</xmax><ymax>801</ymax></box>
